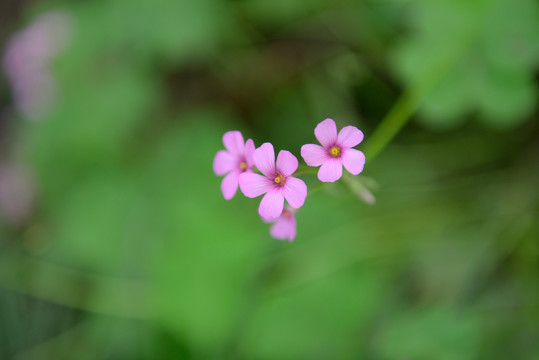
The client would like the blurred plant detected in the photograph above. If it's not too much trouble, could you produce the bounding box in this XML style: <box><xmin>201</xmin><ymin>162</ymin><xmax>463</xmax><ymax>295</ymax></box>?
<box><xmin>3</xmin><ymin>10</ymin><xmax>73</xmax><ymax>120</ymax></box>
<box><xmin>392</xmin><ymin>0</ymin><xmax>539</xmax><ymax>129</ymax></box>
<box><xmin>375</xmin><ymin>307</ymin><xmax>480</xmax><ymax>360</ymax></box>
<box><xmin>0</xmin><ymin>163</ymin><xmax>36</xmax><ymax>225</ymax></box>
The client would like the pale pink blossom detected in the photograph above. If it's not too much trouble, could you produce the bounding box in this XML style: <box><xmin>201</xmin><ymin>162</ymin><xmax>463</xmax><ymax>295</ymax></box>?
<box><xmin>213</xmin><ymin>131</ymin><xmax>255</xmax><ymax>200</ymax></box>
<box><xmin>301</xmin><ymin>118</ymin><xmax>365</xmax><ymax>182</ymax></box>
<box><xmin>3</xmin><ymin>11</ymin><xmax>73</xmax><ymax>120</ymax></box>
<box><xmin>239</xmin><ymin>143</ymin><xmax>307</xmax><ymax>219</ymax></box>
<box><xmin>265</xmin><ymin>206</ymin><xmax>296</xmax><ymax>242</ymax></box>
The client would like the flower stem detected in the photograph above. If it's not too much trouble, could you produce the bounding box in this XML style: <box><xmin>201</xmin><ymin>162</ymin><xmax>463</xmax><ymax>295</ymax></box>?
<box><xmin>362</xmin><ymin>29</ymin><xmax>475</xmax><ymax>163</ymax></box>
<box><xmin>362</xmin><ymin>92</ymin><xmax>417</xmax><ymax>164</ymax></box>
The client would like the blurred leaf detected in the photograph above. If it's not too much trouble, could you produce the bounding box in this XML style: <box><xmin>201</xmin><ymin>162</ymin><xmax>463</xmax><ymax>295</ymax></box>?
<box><xmin>476</xmin><ymin>65</ymin><xmax>537</xmax><ymax>127</ymax></box>
<box><xmin>242</xmin><ymin>0</ymin><xmax>331</xmax><ymax>26</ymax></box>
<box><xmin>46</xmin><ymin>171</ymin><xmax>144</xmax><ymax>275</ymax></box>
<box><xmin>61</xmin><ymin>0</ymin><xmax>238</xmax><ymax>64</ymax></box>
<box><xmin>145</xmin><ymin>111</ymin><xmax>263</xmax><ymax>355</ymax></box>
<box><xmin>240</xmin><ymin>266</ymin><xmax>390</xmax><ymax>359</ymax></box>
<box><xmin>103</xmin><ymin>0</ymin><xmax>238</xmax><ymax>62</ymax></box>
<box><xmin>28</xmin><ymin>63</ymin><xmax>158</xmax><ymax>206</ymax></box>
<box><xmin>375</xmin><ymin>307</ymin><xmax>480</xmax><ymax>360</ymax></box>
<box><xmin>392</xmin><ymin>0</ymin><xmax>539</xmax><ymax>129</ymax></box>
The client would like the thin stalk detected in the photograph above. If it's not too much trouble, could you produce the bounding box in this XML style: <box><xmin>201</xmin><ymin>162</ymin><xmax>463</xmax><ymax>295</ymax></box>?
<box><xmin>363</xmin><ymin>29</ymin><xmax>476</xmax><ymax>163</ymax></box>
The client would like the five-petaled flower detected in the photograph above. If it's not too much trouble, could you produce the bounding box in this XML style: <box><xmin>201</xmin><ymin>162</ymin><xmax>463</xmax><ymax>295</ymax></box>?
<box><xmin>301</xmin><ymin>118</ymin><xmax>365</xmax><ymax>182</ymax></box>
<box><xmin>214</xmin><ymin>119</ymin><xmax>367</xmax><ymax>242</ymax></box>
<box><xmin>213</xmin><ymin>131</ymin><xmax>255</xmax><ymax>200</ymax></box>
<box><xmin>239</xmin><ymin>143</ymin><xmax>307</xmax><ymax>219</ymax></box>
<box><xmin>265</xmin><ymin>206</ymin><xmax>296</xmax><ymax>242</ymax></box>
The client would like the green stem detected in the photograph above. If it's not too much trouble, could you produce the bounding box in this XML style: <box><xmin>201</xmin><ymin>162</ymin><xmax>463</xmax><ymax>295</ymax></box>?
<box><xmin>362</xmin><ymin>92</ymin><xmax>417</xmax><ymax>164</ymax></box>
<box><xmin>363</xmin><ymin>29</ymin><xmax>475</xmax><ymax>163</ymax></box>
<box><xmin>294</xmin><ymin>167</ymin><xmax>318</xmax><ymax>176</ymax></box>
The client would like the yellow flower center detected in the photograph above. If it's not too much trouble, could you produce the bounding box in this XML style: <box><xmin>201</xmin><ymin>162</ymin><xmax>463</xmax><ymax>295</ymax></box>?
<box><xmin>239</xmin><ymin>161</ymin><xmax>247</xmax><ymax>170</ymax></box>
<box><xmin>329</xmin><ymin>146</ymin><xmax>341</xmax><ymax>157</ymax></box>
<box><xmin>282</xmin><ymin>209</ymin><xmax>291</xmax><ymax>218</ymax></box>
<box><xmin>274</xmin><ymin>174</ymin><xmax>285</xmax><ymax>185</ymax></box>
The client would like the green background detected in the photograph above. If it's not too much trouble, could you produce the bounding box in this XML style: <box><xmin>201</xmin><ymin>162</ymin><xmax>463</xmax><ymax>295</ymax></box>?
<box><xmin>0</xmin><ymin>0</ymin><xmax>538</xmax><ymax>358</ymax></box>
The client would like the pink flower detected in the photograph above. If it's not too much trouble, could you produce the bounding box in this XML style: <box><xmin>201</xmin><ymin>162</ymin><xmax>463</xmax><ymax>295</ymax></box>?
<box><xmin>213</xmin><ymin>131</ymin><xmax>255</xmax><ymax>200</ymax></box>
<box><xmin>301</xmin><ymin>118</ymin><xmax>365</xmax><ymax>182</ymax></box>
<box><xmin>239</xmin><ymin>143</ymin><xmax>307</xmax><ymax>219</ymax></box>
<box><xmin>266</xmin><ymin>206</ymin><xmax>296</xmax><ymax>242</ymax></box>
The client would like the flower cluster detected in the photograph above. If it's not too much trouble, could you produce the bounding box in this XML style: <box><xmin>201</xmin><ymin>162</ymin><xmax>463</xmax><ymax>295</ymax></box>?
<box><xmin>213</xmin><ymin>118</ymin><xmax>366</xmax><ymax>242</ymax></box>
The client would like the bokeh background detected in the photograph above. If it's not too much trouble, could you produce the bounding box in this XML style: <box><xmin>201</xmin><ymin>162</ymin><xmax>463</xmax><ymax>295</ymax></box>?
<box><xmin>1</xmin><ymin>0</ymin><xmax>538</xmax><ymax>359</ymax></box>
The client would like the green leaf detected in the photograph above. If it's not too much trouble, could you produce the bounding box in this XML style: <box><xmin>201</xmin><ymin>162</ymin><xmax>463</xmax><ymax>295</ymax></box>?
<box><xmin>392</xmin><ymin>0</ymin><xmax>539</xmax><ymax>129</ymax></box>
<box><xmin>375</xmin><ymin>307</ymin><xmax>480</xmax><ymax>360</ymax></box>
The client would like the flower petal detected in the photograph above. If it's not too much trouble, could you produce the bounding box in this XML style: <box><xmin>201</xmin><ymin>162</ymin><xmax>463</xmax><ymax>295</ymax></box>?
<box><xmin>283</xmin><ymin>177</ymin><xmax>307</xmax><ymax>209</ymax></box>
<box><xmin>259</xmin><ymin>188</ymin><xmax>284</xmax><ymax>219</ymax></box>
<box><xmin>337</xmin><ymin>126</ymin><xmax>364</xmax><ymax>148</ymax></box>
<box><xmin>318</xmin><ymin>158</ymin><xmax>343</xmax><ymax>182</ymax></box>
<box><xmin>244</xmin><ymin>139</ymin><xmax>256</xmax><ymax>168</ymax></box>
<box><xmin>270</xmin><ymin>216</ymin><xmax>296</xmax><ymax>242</ymax></box>
<box><xmin>276</xmin><ymin>150</ymin><xmax>298</xmax><ymax>176</ymax></box>
<box><xmin>213</xmin><ymin>150</ymin><xmax>235</xmax><ymax>176</ymax></box>
<box><xmin>239</xmin><ymin>172</ymin><xmax>273</xmax><ymax>198</ymax></box>
<box><xmin>223</xmin><ymin>131</ymin><xmax>244</xmax><ymax>155</ymax></box>
<box><xmin>221</xmin><ymin>171</ymin><xmax>240</xmax><ymax>200</ymax></box>
<box><xmin>314</xmin><ymin>118</ymin><xmax>337</xmax><ymax>148</ymax></box>
<box><xmin>254</xmin><ymin>142</ymin><xmax>276</xmax><ymax>177</ymax></box>
<box><xmin>341</xmin><ymin>148</ymin><xmax>365</xmax><ymax>175</ymax></box>
<box><xmin>300</xmin><ymin>144</ymin><xmax>328</xmax><ymax>167</ymax></box>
